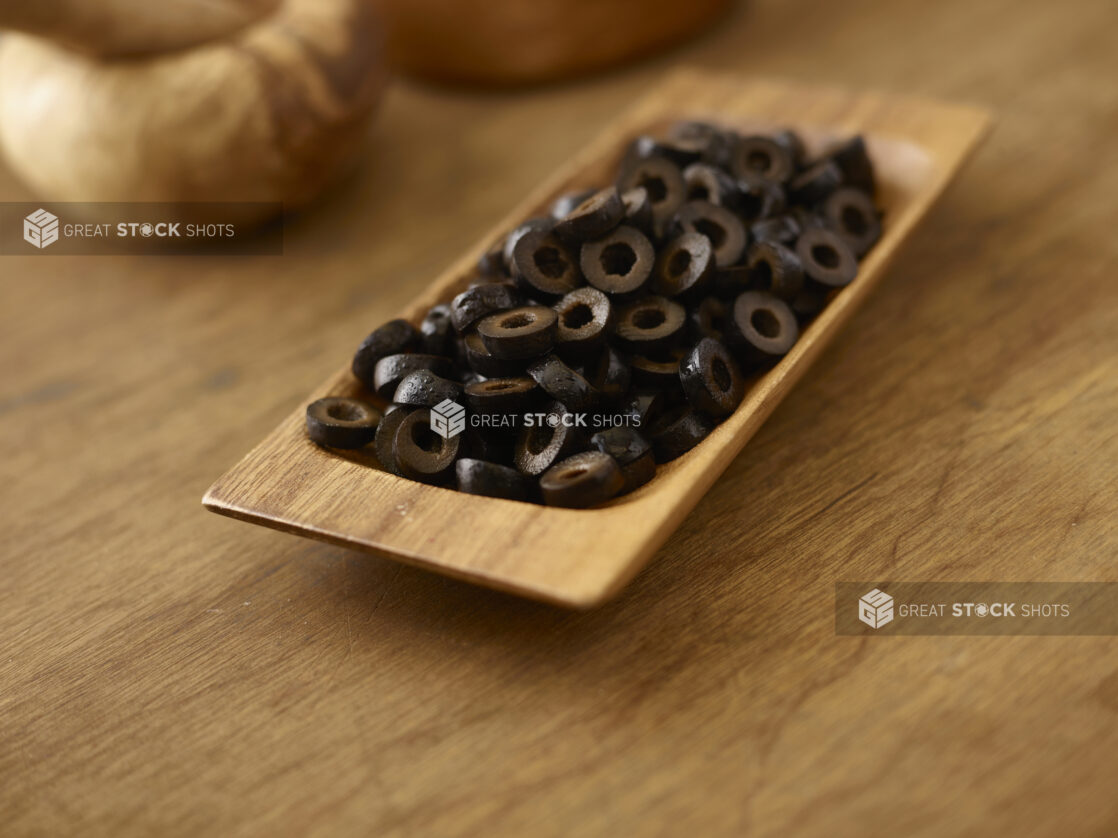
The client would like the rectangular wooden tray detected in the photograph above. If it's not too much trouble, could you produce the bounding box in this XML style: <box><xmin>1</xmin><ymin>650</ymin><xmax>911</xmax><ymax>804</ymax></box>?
<box><xmin>204</xmin><ymin>69</ymin><xmax>990</xmax><ymax>608</ymax></box>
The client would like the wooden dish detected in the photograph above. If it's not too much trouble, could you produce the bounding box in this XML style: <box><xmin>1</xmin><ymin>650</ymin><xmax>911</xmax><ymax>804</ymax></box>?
<box><xmin>372</xmin><ymin>0</ymin><xmax>732</xmax><ymax>86</ymax></box>
<box><xmin>203</xmin><ymin>69</ymin><xmax>990</xmax><ymax>608</ymax></box>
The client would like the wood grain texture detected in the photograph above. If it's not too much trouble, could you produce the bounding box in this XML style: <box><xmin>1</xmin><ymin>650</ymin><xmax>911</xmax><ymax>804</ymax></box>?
<box><xmin>2</xmin><ymin>0</ymin><xmax>1118</xmax><ymax>835</ymax></box>
<box><xmin>204</xmin><ymin>69</ymin><xmax>989</xmax><ymax>607</ymax></box>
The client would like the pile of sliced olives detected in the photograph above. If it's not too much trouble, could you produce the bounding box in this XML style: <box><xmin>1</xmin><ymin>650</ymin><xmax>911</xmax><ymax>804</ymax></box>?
<box><xmin>307</xmin><ymin>124</ymin><xmax>882</xmax><ymax>507</ymax></box>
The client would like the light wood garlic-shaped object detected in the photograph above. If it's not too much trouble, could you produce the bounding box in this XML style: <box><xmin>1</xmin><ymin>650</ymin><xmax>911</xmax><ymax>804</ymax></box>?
<box><xmin>0</xmin><ymin>0</ymin><xmax>386</xmax><ymax>224</ymax></box>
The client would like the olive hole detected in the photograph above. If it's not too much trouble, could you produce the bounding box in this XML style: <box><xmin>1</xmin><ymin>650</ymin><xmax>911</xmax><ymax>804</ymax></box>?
<box><xmin>693</xmin><ymin>218</ymin><xmax>727</xmax><ymax>248</ymax></box>
<box><xmin>751</xmin><ymin>308</ymin><xmax>781</xmax><ymax>339</ymax></box>
<box><xmin>638</xmin><ymin>174</ymin><xmax>668</xmax><ymax>203</ymax></box>
<box><xmin>562</xmin><ymin>467</ymin><xmax>588</xmax><ymax>480</ymax></box>
<box><xmin>563</xmin><ymin>303</ymin><xmax>594</xmax><ymax>329</ymax></box>
<box><xmin>711</xmin><ymin>356</ymin><xmax>731</xmax><ymax>391</ymax></box>
<box><xmin>534</xmin><ymin>246</ymin><xmax>568</xmax><ymax>278</ymax></box>
<box><xmin>632</xmin><ymin>308</ymin><xmax>666</xmax><ymax>330</ymax></box>
<box><xmin>688</xmin><ymin>185</ymin><xmax>710</xmax><ymax>201</ymax></box>
<box><xmin>485</xmin><ymin>381</ymin><xmax>517</xmax><ymax>391</ymax></box>
<box><xmin>746</xmin><ymin>150</ymin><xmax>772</xmax><ymax>171</ymax></box>
<box><xmin>526</xmin><ymin>424</ymin><xmax>554</xmax><ymax>455</ymax></box>
<box><xmin>326</xmin><ymin>402</ymin><xmax>364</xmax><ymax>422</ymax></box>
<box><xmin>411</xmin><ymin>422</ymin><xmax>444</xmax><ymax>453</ymax></box>
<box><xmin>500</xmin><ymin>313</ymin><xmax>534</xmax><ymax>329</ymax></box>
<box><xmin>749</xmin><ymin>259</ymin><xmax>774</xmax><ymax>290</ymax></box>
<box><xmin>600</xmin><ymin>242</ymin><xmax>637</xmax><ymax>276</ymax></box>
<box><xmin>811</xmin><ymin>244</ymin><xmax>840</xmax><ymax>269</ymax></box>
<box><xmin>841</xmin><ymin>205</ymin><xmax>870</xmax><ymax>236</ymax></box>
<box><xmin>739</xmin><ymin>193</ymin><xmax>763</xmax><ymax>219</ymax></box>
<box><xmin>668</xmin><ymin>248</ymin><xmax>692</xmax><ymax>277</ymax></box>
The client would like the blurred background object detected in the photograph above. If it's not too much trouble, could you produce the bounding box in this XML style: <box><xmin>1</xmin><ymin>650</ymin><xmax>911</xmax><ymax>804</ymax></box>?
<box><xmin>0</xmin><ymin>0</ymin><xmax>386</xmax><ymax>225</ymax></box>
<box><xmin>371</xmin><ymin>0</ymin><xmax>733</xmax><ymax>86</ymax></box>
<box><xmin>0</xmin><ymin>0</ymin><xmax>282</xmax><ymax>56</ymax></box>
<box><xmin>0</xmin><ymin>0</ymin><xmax>733</xmax><ymax>223</ymax></box>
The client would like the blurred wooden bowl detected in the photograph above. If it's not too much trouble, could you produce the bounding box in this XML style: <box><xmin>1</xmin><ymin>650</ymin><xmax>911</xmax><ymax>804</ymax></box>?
<box><xmin>372</xmin><ymin>0</ymin><xmax>733</xmax><ymax>86</ymax></box>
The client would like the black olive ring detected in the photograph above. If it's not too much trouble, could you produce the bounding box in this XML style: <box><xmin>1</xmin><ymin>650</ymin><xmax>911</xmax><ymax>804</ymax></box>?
<box><xmin>305</xmin><ymin>397</ymin><xmax>381</xmax><ymax>449</ymax></box>
<box><xmin>539</xmin><ymin>451</ymin><xmax>625</xmax><ymax>508</ymax></box>
<box><xmin>477</xmin><ymin>305</ymin><xmax>559</xmax><ymax>360</ymax></box>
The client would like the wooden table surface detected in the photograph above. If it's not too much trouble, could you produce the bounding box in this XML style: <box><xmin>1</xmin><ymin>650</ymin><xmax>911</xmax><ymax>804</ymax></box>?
<box><xmin>2</xmin><ymin>0</ymin><xmax>1116</xmax><ymax>835</ymax></box>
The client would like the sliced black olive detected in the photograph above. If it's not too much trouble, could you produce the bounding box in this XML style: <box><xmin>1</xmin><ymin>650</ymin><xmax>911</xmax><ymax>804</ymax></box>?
<box><xmin>419</xmin><ymin>304</ymin><xmax>454</xmax><ymax>356</ymax></box>
<box><xmin>612</xmin><ymin>295</ymin><xmax>686</xmax><ymax>352</ymax></box>
<box><xmin>746</xmin><ymin>240</ymin><xmax>804</xmax><ymax>302</ymax></box>
<box><xmin>464</xmin><ymin>376</ymin><xmax>538</xmax><ymax>415</ymax></box>
<box><xmin>617</xmin><ymin>155</ymin><xmax>686</xmax><ymax>231</ymax></box>
<box><xmin>649</xmin><ymin>406</ymin><xmax>715</xmax><ymax>463</ymax></box>
<box><xmin>668</xmin><ymin>121</ymin><xmax>735</xmax><ymax>168</ymax></box>
<box><xmin>795</xmin><ymin>227</ymin><xmax>858</xmax><ymax>288</ymax></box>
<box><xmin>514</xmin><ymin>402</ymin><xmax>586</xmax><ymax>476</ymax></box>
<box><xmin>450</xmin><ymin>283</ymin><xmax>523</xmax><ymax>333</ymax></box>
<box><xmin>352</xmin><ymin>319</ymin><xmax>420</xmax><ymax>391</ymax></box>
<box><xmin>477</xmin><ymin>305</ymin><xmax>558</xmax><ymax>360</ymax></box>
<box><xmin>672</xmin><ymin>200</ymin><xmax>747</xmax><ymax>268</ymax></box>
<box><xmin>826</xmin><ymin>135</ymin><xmax>876</xmax><ymax>196</ymax></box>
<box><xmin>526</xmin><ymin>354</ymin><xmax>599</xmax><ymax>411</ymax></box>
<box><xmin>554</xmin><ymin>186</ymin><xmax>624</xmax><ymax>244</ymax></box>
<box><xmin>549</xmin><ymin>188</ymin><xmax>596</xmax><ymax>220</ymax></box>
<box><xmin>477</xmin><ymin>242</ymin><xmax>508</xmax><ymax>278</ymax></box>
<box><xmin>822</xmin><ymin>187</ymin><xmax>881</xmax><ymax>256</ymax></box>
<box><xmin>586</xmin><ymin>346</ymin><xmax>631</xmax><ymax>405</ymax></box>
<box><xmin>628</xmin><ymin>346</ymin><xmax>687</xmax><ymax>391</ymax></box>
<box><xmin>653</xmin><ymin>232</ymin><xmax>714</xmax><ymax>298</ymax></box>
<box><xmin>678</xmin><ymin>338</ymin><xmax>745</xmax><ymax>418</ymax></box>
<box><xmin>683</xmin><ymin>163</ymin><xmax>740</xmax><ymax>207</ymax></box>
<box><xmin>580</xmin><ymin>225</ymin><xmax>655</xmax><ymax>296</ymax></box>
<box><xmin>790</xmin><ymin>204</ymin><xmax>824</xmax><ymax>232</ymax></box>
<box><xmin>590</xmin><ymin>424</ymin><xmax>650</xmax><ymax>465</ymax></box>
<box><xmin>736</xmin><ymin>173</ymin><xmax>786</xmax><ymax>223</ymax></box>
<box><xmin>456</xmin><ymin>458</ymin><xmax>536</xmax><ymax>502</ymax></box>
<box><xmin>620</xmin><ymin>186</ymin><xmax>655</xmax><ymax>237</ymax></box>
<box><xmin>732</xmin><ymin>135</ymin><xmax>795</xmax><ymax>184</ymax></box>
<box><xmin>501</xmin><ymin>216</ymin><xmax>553</xmax><ymax>272</ymax></box>
<box><xmin>553</xmin><ymin>286</ymin><xmax>611</xmax><ymax>361</ymax></box>
<box><xmin>789</xmin><ymin>159</ymin><xmax>843</xmax><ymax>205</ymax></box>
<box><xmin>750</xmin><ymin>214</ymin><xmax>801</xmax><ymax>246</ymax></box>
<box><xmin>393</xmin><ymin>409</ymin><xmax>461</xmax><ymax>484</ymax></box>
<box><xmin>462</xmin><ymin>426</ymin><xmax>516</xmax><ymax>465</ymax></box>
<box><xmin>392</xmin><ymin>369</ymin><xmax>463</xmax><ymax>407</ymax></box>
<box><xmin>305</xmin><ymin>396</ymin><xmax>381</xmax><ymax>449</ymax></box>
<box><xmin>711</xmin><ymin>264</ymin><xmax>751</xmax><ymax>299</ymax></box>
<box><xmin>791</xmin><ymin>284</ymin><xmax>832</xmax><ymax>321</ymax></box>
<box><xmin>374</xmin><ymin>404</ymin><xmax>412</xmax><ymax>474</ymax></box>
<box><xmin>590</xmin><ymin>426</ymin><xmax>656</xmax><ymax>494</ymax></box>
<box><xmin>372</xmin><ymin>353</ymin><xmax>454</xmax><ymax>400</ymax></box>
<box><xmin>511</xmin><ymin>228</ymin><xmax>582</xmax><ymax>300</ymax></box>
<box><xmin>772</xmin><ymin>129</ymin><xmax>807</xmax><ymax>169</ymax></box>
<box><xmin>688</xmin><ymin>296</ymin><xmax>729</xmax><ymax>342</ymax></box>
<box><xmin>625</xmin><ymin>390</ymin><xmax>669</xmax><ymax>427</ymax></box>
<box><xmin>627</xmin><ymin>134</ymin><xmax>706</xmax><ymax>168</ymax></box>
<box><xmin>728</xmin><ymin>291</ymin><xmax>800</xmax><ymax>366</ymax></box>
<box><xmin>462</xmin><ymin>331</ymin><xmax>526</xmax><ymax>378</ymax></box>
<box><xmin>539</xmin><ymin>451</ymin><xmax>625</xmax><ymax>508</ymax></box>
